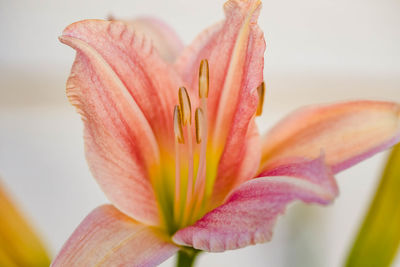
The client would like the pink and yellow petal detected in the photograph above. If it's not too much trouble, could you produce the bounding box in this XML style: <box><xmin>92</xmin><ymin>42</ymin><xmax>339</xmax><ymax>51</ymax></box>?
<box><xmin>175</xmin><ymin>0</ymin><xmax>265</xmax><ymax>203</ymax></box>
<box><xmin>60</xmin><ymin>28</ymin><xmax>162</xmax><ymax>225</ymax></box>
<box><xmin>173</xmin><ymin>157</ymin><xmax>337</xmax><ymax>252</ymax></box>
<box><xmin>211</xmin><ymin>119</ymin><xmax>261</xmax><ymax>205</ymax></box>
<box><xmin>51</xmin><ymin>205</ymin><xmax>178</xmax><ymax>267</ymax></box>
<box><xmin>260</xmin><ymin>101</ymin><xmax>400</xmax><ymax>174</ymax></box>
<box><xmin>61</xmin><ymin>19</ymin><xmax>181</xmax><ymax>144</ymax></box>
<box><xmin>178</xmin><ymin>0</ymin><xmax>264</xmax><ymax>138</ymax></box>
<box><xmin>212</xmin><ymin>0</ymin><xmax>265</xmax><ymax>205</ymax></box>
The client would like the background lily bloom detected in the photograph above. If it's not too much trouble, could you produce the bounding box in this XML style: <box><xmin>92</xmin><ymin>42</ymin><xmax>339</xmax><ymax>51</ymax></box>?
<box><xmin>0</xmin><ymin>180</ymin><xmax>50</xmax><ymax>267</ymax></box>
<box><xmin>53</xmin><ymin>0</ymin><xmax>400</xmax><ymax>266</ymax></box>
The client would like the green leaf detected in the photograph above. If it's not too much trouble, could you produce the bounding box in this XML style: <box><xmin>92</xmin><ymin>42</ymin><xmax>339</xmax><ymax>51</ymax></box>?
<box><xmin>346</xmin><ymin>144</ymin><xmax>400</xmax><ymax>267</ymax></box>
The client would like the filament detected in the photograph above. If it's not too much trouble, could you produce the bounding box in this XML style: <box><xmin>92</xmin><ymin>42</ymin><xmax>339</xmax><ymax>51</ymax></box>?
<box><xmin>184</xmin><ymin>123</ymin><xmax>194</xmax><ymax>223</ymax></box>
<box><xmin>174</xmin><ymin>137</ymin><xmax>181</xmax><ymax>221</ymax></box>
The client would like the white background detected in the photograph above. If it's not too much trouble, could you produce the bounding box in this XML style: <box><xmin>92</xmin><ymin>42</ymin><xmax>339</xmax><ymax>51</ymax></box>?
<box><xmin>1</xmin><ymin>0</ymin><xmax>400</xmax><ymax>266</ymax></box>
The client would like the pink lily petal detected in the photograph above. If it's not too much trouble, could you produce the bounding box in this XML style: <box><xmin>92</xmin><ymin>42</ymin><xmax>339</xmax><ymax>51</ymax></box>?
<box><xmin>121</xmin><ymin>17</ymin><xmax>184</xmax><ymax>63</ymax></box>
<box><xmin>173</xmin><ymin>157</ymin><xmax>338</xmax><ymax>252</ymax></box>
<box><xmin>177</xmin><ymin>0</ymin><xmax>264</xmax><ymax>136</ymax></box>
<box><xmin>176</xmin><ymin>0</ymin><xmax>265</xmax><ymax>203</ymax></box>
<box><xmin>52</xmin><ymin>205</ymin><xmax>178</xmax><ymax>267</ymax></box>
<box><xmin>213</xmin><ymin>0</ymin><xmax>265</xmax><ymax>205</ymax></box>
<box><xmin>61</xmin><ymin>20</ymin><xmax>181</xmax><ymax>144</ymax></box>
<box><xmin>211</xmin><ymin>119</ymin><xmax>261</xmax><ymax>205</ymax></box>
<box><xmin>174</xmin><ymin>21</ymin><xmax>222</xmax><ymax>87</ymax></box>
<box><xmin>260</xmin><ymin>101</ymin><xmax>400</xmax><ymax>174</ymax></box>
<box><xmin>60</xmin><ymin>21</ymin><xmax>173</xmax><ymax>224</ymax></box>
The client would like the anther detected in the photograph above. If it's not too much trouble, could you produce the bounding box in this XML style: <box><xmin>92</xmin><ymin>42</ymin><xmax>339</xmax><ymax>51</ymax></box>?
<box><xmin>173</xmin><ymin>105</ymin><xmax>185</xmax><ymax>143</ymax></box>
<box><xmin>195</xmin><ymin>108</ymin><xmax>204</xmax><ymax>144</ymax></box>
<box><xmin>199</xmin><ymin>59</ymin><xmax>209</xmax><ymax>98</ymax></box>
<box><xmin>256</xmin><ymin>82</ymin><xmax>265</xmax><ymax>116</ymax></box>
<box><xmin>178</xmin><ymin>87</ymin><xmax>192</xmax><ymax>125</ymax></box>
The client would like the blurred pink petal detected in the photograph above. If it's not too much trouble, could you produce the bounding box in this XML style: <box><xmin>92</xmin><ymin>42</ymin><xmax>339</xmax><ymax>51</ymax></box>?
<box><xmin>260</xmin><ymin>101</ymin><xmax>400</xmax><ymax>173</ymax></box>
<box><xmin>52</xmin><ymin>205</ymin><xmax>178</xmax><ymax>267</ymax></box>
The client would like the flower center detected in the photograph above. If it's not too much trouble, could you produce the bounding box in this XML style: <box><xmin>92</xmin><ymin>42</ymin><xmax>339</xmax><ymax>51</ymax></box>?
<box><xmin>170</xmin><ymin>60</ymin><xmax>210</xmax><ymax>233</ymax></box>
<box><xmin>154</xmin><ymin>60</ymin><xmax>265</xmax><ymax>234</ymax></box>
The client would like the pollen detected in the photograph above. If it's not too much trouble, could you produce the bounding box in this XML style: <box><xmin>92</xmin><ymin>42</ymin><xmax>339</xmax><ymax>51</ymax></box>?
<box><xmin>199</xmin><ymin>59</ymin><xmax>209</xmax><ymax>98</ymax></box>
<box><xmin>178</xmin><ymin>87</ymin><xmax>192</xmax><ymax>125</ymax></box>
<box><xmin>173</xmin><ymin>105</ymin><xmax>185</xmax><ymax>143</ymax></box>
<box><xmin>195</xmin><ymin>108</ymin><xmax>204</xmax><ymax>144</ymax></box>
<box><xmin>256</xmin><ymin>81</ymin><xmax>265</xmax><ymax>116</ymax></box>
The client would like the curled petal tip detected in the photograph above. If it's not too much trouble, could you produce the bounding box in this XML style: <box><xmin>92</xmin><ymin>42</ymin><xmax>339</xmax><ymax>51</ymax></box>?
<box><xmin>58</xmin><ymin>35</ymin><xmax>69</xmax><ymax>44</ymax></box>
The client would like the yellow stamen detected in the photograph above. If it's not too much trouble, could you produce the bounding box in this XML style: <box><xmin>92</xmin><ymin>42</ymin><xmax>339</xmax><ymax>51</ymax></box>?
<box><xmin>256</xmin><ymin>81</ymin><xmax>265</xmax><ymax>116</ymax></box>
<box><xmin>168</xmin><ymin>59</ymin><xmax>213</xmax><ymax>231</ymax></box>
<box><xmin>178</xmin><ymin>87</ymin><xmax>192</xmax><ymax>126</ymax></box>
<box><xmin>173</xmin><ymin>105</ymin><xmax>184</xmax><ymax>143</ymax></box>
<box><xmin>199</xmin><ymin>59</ymin><xmax>209</xmax><ymax>98</ymax></box>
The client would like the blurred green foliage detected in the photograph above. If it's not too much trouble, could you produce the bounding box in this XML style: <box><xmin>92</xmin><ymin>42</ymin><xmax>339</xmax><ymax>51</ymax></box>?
<box><xmin>346</xmin><ymin>144</ymin><xmax>400</xmax><ymax>267</ymax></box>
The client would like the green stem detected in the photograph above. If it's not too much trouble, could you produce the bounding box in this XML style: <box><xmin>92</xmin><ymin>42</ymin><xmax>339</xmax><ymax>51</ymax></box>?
<box><xmin>176</xmin><ymin>248</ymin><xmax>200</xmax><ymax>267</ymax></box>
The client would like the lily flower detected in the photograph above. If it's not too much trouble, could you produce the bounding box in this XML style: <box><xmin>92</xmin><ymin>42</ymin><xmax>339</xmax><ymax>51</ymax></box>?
<box><xmin>54</xmin><ymin>0</ymin><xmax>400</xmax><ymax>266</ymax></box>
